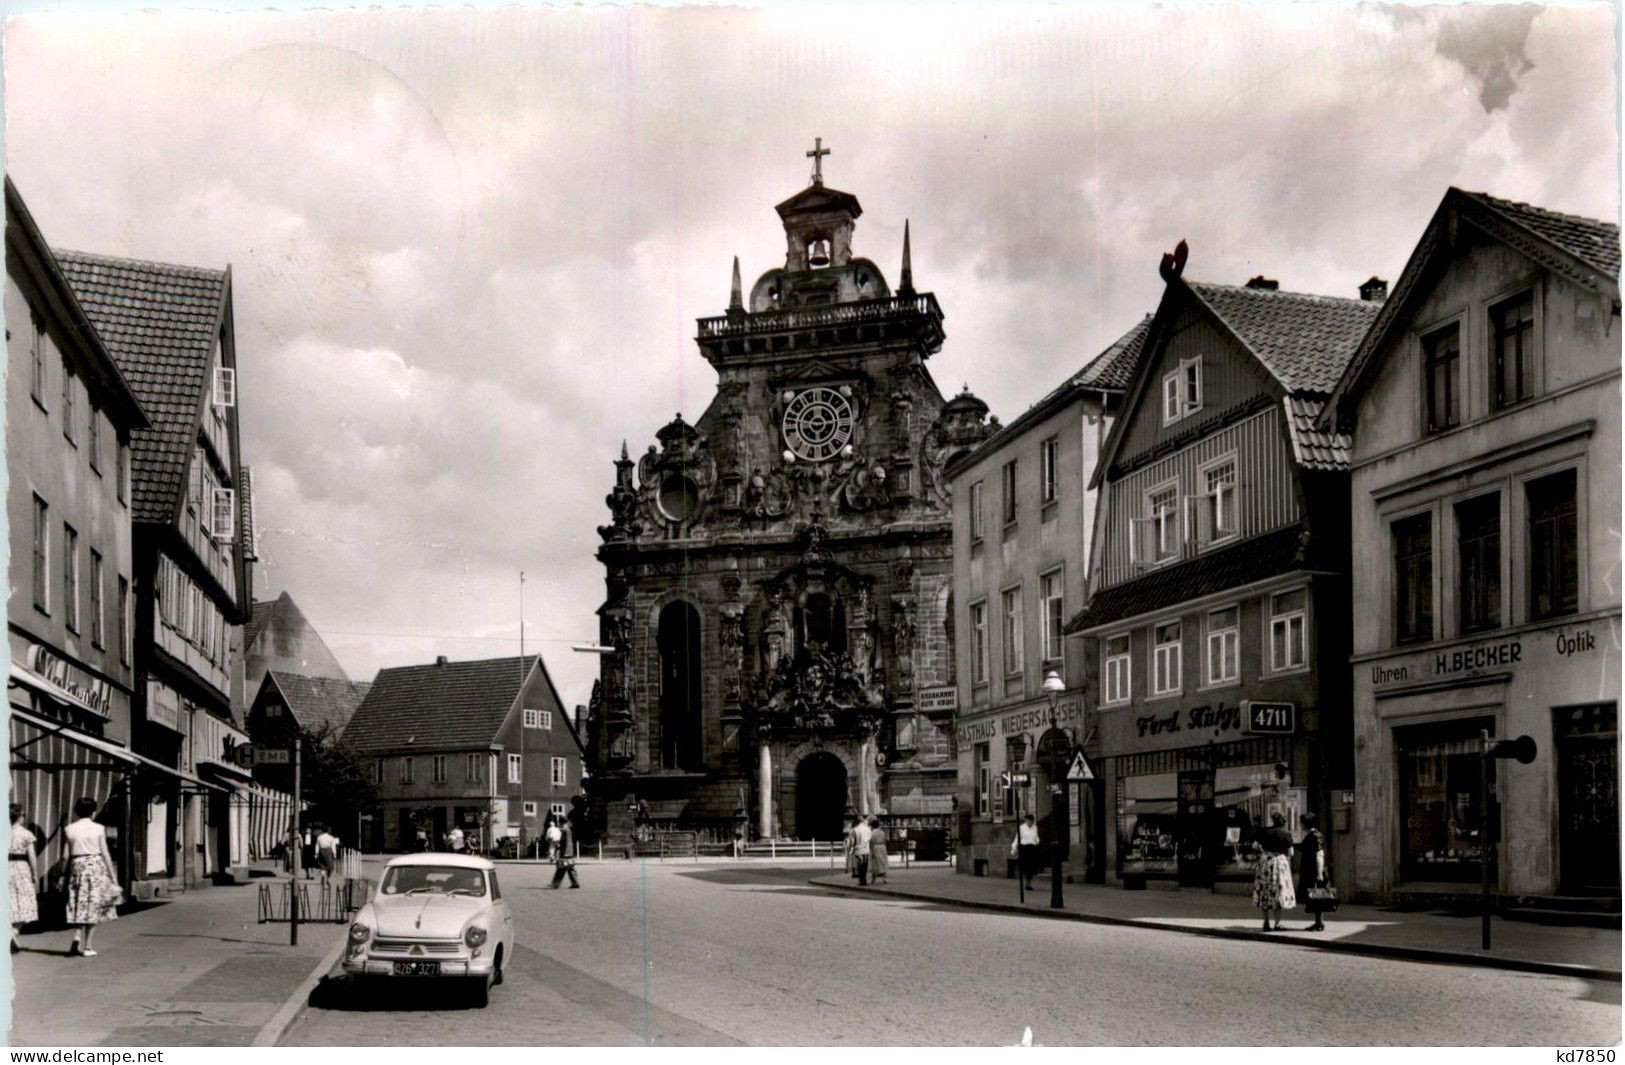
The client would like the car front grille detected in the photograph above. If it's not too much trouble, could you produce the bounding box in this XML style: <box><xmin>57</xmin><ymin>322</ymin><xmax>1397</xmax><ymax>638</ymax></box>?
<box><xmin>370</xmin><ymin>938</ymin><xmax>463</xmax><ymax>955</ymax></box>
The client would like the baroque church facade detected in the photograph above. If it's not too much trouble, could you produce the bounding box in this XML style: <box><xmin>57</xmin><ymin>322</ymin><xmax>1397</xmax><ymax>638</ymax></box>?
<box><xmin>585</xmin><ymin>152</ymin><xmax>992</xmax><ymax>842</ymax></box>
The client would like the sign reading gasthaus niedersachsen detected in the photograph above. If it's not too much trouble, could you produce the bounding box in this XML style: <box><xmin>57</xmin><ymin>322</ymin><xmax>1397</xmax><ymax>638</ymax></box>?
<box><xmin>1244</xmin><ymin>701</ymin><xmax>1295</xmax><ymax>735</ymax></box>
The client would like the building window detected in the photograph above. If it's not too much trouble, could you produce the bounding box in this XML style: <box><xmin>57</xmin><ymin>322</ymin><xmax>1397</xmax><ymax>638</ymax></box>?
<box><xmin>1039</xmin><ymin>570</ymin><xmax>1064</xmax><ymax>663</ymax></box>
<box><xmin>213</xmin><ymin>365</ymin><xmax>237</xmax><ymax>408</ymax></box>
<box><xmin>89</xmin><ymin>550</ymin><xmax>105</xmax><ymax>648</ymax></box>
<box><xmin>372</xmin><ymin>760</ymin><xmax>382</xmax><ymax>785</ymax></box>
<box><xmin>523</xmin><ymin>801</ymin><xmax>538</xmax><ymax>818</ymax></box>
<box><xmin>551</xmin><ymin>756</ymin><xmax>567</xmax><ymax>787</ymax></box>
<box><xmin>212</xmin><ymin>487</ymin><xmax>236</xmax><ymax>542</ymax></box>
<box><xmin>1457</xmin><ymin>494</ymin><xmax>1501</xmax><ymax>634</ymax></box>
<box><xmin>1103</xmin><ymin>633</ymin><xmax>1131</xmax><ymax>704</ymax></box>
<box><xmin>1001</xmin><ymin>587</ymin><xmax>1023</xmax><ymax>676</ymax></box>
<box><xmin>550</xmin><ymin>802</ymin><xmax>567</xmax><ymax>821</ymax></box>
<box><xmin>507</xmin><ymin>754</ymin><xmax>523</xmax><ymax>784</ymax></box>
<box><xmin>1150</xmin><ymin>484</ymin><xmax>1179</xmax><ymax>562</ymax></box>
<box><xmin>969</xmin><ymin>481</ymin><xmax>984</xmax><ymax>542</ymax></box>
<box><xmin>1269</xmin><ymin>589</ymin><xmax>1307</xmax><ymax>671</ymax></box>
<box><xmin>1528</xmin><ymin>468</ymin><xmax>1578</xmax><ymax>620</ymax></box>
<box><xmin>466</xmin><ymin>753</ymin><xmax>482</xmax><ymax>782</ymax></box>
<box><xmin>1161</xmin><ymin>358</ymin><xmax>1203</xmax><ymax>423</ymax></box>
<box><xmin>32</xmin><ymin>496</ymin><xmax>49</xmax><ymax>614</ymax></box>
<box><xmin>431</xmin><ymin>755</ymin><xmax>447</xmax><ymax>783</ymax></box>
<box><xmin>1152</xmin><ymin>621</ymin><xmax>1181</xmax><ymax>695</ymax></box>
<box><xmin>970</xmin><ymin>601</ymin><xmax>988</xmax><ymax>685</ymax></box>
<box><xmin>1423</xmin><ymin>323</ymin><xmax>1460</xmax><ymax>434</ymax></box>
<box><xmin>29</xmin><ymin>311</ymin><xmax>46</xmax><ymax>409</ymax></box>
<box><xmin>1491</xmin><ymin>291</ymin><xmax>1535</xmax><ymax>410</ymax></box>
<box><xmin>1205</xmin><ymin>606</ymin><xmax>1239</xmax><ymax>685</ymax></box>
<box><xmin>1040</xmin><ymin>436</ymin><xmax>1059</xmax><ymax>505</ymax></box>
<box><xmin>62</xmin><ymin>367</ymin><xmax>76</xmax><ymax>446</ymax></box>
<box><xmin>1397</xmin><ymin>718</ymin><xmax>1494</xmax><ymax>882</ymax></box>
<box><xmin>656</xmin><ymin>601</ymin><xmax>703</xmax><ymax>771</ymax></box>
<box><xmin>117</xmin><ymin>576</ymin><xmax>129</xmax><ymax>665</ymax></box>
<box><xmin>1199</xmin><ymin>459</ymin><xmax>1237</xmax><ymax>544</ymax></box>
<box><xmin>88</xmin><ymin>407</ymin><xmax>101</xmax><ymax>475</ymax></box>
<box><xmin>62</xmin><ymin>524</ymin><xmax>79</xmax><ymax>632</ymax></box>
<box><xmin>975</xmin><ymin>742</ymin><xmax>991</xmax><ymax>817</ymax></box>
<box><xmin>400</xmin><ymin>757</ymin><xmax>415</xmax><ymax>784</ymax></box>
<box><xmin>1001</xmin><ymin>460</ymin><xmax>1017</xmax><ymax>525</ymax></box>
<box><xmin>117</xmin><ymin>441</ymin><xmax>128</xmax><ymax>505</ymax></box>
<box><xmin>524</xmin><ymin>708</ymin><xmax>552</xmax><ymax>730</ymax></box>
<box><xmin>1004</xmin><ymin>737</ymin><xmax>1027</xmax><ymax>819</ymax></box>
<box><xmin>1393</xmin><ymin>513</ymin><xmax>1433</xmax><ymax>644</ymax></box>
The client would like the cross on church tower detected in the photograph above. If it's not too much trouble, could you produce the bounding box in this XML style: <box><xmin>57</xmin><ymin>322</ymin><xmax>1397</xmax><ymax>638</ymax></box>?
<box><xmin>806</xmin><ymin>137</ymin><xmax>830</xmax><ymax>186</ymax></box>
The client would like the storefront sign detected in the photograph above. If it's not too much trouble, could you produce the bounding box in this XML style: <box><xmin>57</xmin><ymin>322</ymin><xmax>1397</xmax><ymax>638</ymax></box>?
<box><xmin>1135</xmin><ymin>701</ymin><xmax>1241</xmax><ymax>739</ymax></box>
<box><xmin>1370</xmin><ymin>636</ymin><xmax>1524</xmax><ymax>687</ymax></box>
<box><xmin>917</xmin><ymin>686</ymin><xmax>957</xmax><ymax>714</ymax></box>
<box><xmin>954</xmin><ymin>698</ymin><xmax>1084</xmax><ymax>744</ymax></box>
<box><xmin>146</xmin><ymin>681</ymin><xmax>182</xmax><ymax>733</ymax></box>
<box><xmin>1244</xmin><ymin>701</ymin><xmax>1296</xmax><ymax>735</ymax></box>
<box><xmin>24</xmin><ymin>642</ymin><xmax>113</xmax><ymax>717</ymax></box>
<box><xmin>1555</xmin><ymin>628</ymin><xmax>1597</xmax><ymax>658</ymax></box>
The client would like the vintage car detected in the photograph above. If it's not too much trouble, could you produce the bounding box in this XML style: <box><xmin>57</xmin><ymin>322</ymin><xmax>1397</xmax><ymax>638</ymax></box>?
<box><xmin>344</xmin><ymin>853</ymin><xmax>513</xmax><ymax>1005</ymax></box>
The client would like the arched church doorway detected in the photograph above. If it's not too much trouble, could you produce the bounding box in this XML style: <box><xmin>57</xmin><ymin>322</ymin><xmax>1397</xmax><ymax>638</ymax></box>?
<box><xmin>657</xmin><ymin>601</ymin><xmax>702</xmax><ymax>770</ymax></box>
<box><xmin>795</xmin><ymin>752</ymin><xmax>848</xmax><ymax>841</ymax></box>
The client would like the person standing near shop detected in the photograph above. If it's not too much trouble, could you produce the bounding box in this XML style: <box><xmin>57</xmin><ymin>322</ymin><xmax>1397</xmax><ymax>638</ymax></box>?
<box><xmin>64</xmin><ymin>798</ymin><xmax>121</xmax><ymax>957</ymax></box>
<box><xmin>1252</xmin><ymin>812</ymin><xmax>1296</xmax><ymax>931</ymax></box>
<box><xmin>549</xmin><ymin>819</ymin><xmax>580</xmax><ymax>889</ymax></box>
<box><xmin>10</xmin><ymin>804</ymin><xmax>38</xmax><ymax>953</ymax></box>
<box><xmin>852</xmin><ymin>816</ymin><xmax>873</xmax><ymax>886</ymax></box>
<box><xmin>1016</xmin><ymin>814</ymin><xmax>1042</xmax><ymax>890</ymax></box>
<box><xmin>1298</xmin><ymin>812</ymin><xmax>1330</xmax><ymax>932</ymax></box>
<box><xmin>448</xmin><ymin>825</ymin><xmax>465</xmax><ymax>855</ymax></box>
<box><xmin>314</xmin><ymin>825</ymin><xmax>340</xmax><ymax>881</ymax></box>
<box><xmin>867</xmin><ymin>817</ymin><xmax>889</xmax><ymax>885</ymax></box>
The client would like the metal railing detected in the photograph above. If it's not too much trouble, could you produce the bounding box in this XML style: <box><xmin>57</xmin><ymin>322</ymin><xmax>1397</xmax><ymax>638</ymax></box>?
<box><xmin>257</xmin><ymin>877</ymin><xmax>369</xmax><ymax>924</ymax></box>
<box><xmin>696</xmin><ymin>294</ymin><xmax>942</xmax><ymax>339</ymax></box>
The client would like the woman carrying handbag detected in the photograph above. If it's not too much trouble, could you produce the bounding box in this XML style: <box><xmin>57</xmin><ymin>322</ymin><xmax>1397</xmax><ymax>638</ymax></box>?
<box><xmin>1298</xmin><ymin>812</ymin><xmax>1336</xmax><ymax>932</ymax></box>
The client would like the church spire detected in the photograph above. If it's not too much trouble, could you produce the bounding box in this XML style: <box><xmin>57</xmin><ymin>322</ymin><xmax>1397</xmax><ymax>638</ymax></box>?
<box><xmin>898</xmin><ymin>219</ymin><xmax>915</xmax><ymax>297</ymax></box>
<box><xmin>729</xmin><ymin>255</ymin><xmax>743</xmax><ymax>313</ymax></box>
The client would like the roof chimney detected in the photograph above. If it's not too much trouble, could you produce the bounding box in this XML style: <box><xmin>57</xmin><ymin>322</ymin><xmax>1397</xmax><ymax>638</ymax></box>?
<box><xmin>435</xmin><ymin>655</ymin><xmax>448</xmax><ymax>667</ymax></box>
<box><xmin>1245</xmin><ymin>275</ymin><xmax>1279</xmax><ymax>291</ymax></box>
<box><xmin>1359</xmin><ymin>276</ymin><xmax>1388</xmax><ymax>302</ymax></box>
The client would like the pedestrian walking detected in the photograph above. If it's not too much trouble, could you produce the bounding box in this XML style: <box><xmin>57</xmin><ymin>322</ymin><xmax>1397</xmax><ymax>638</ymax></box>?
<box><xmin>63</xmin><ymin>798</ymin><xmax>121</xmax><ymax>957</ymax></box>
<box><xmin>1298</xmin><ymin>812</ymin><xmax>1330</xmax><ymax>932</ymax></box>
<box><xmin>449</xmin><ymin>825</ymin><xmax>465</xmax><ymax>854</ymax></box>
<box><xmin>301</xmin><ymin>825</ymin><xmax>315</xmax><ymax>878</ymax></box>
<box><xmin>544</xmin><ymin>816</ymin><xmax>563</xmax><ymax>861</ymax></box>
<box><xmin>1251</xmin><ymin>811</ymin><xmax>1296</xmax><ymax>931</ymax></box>
<box><xmin>10</xmin><ymin>804</ymin><xmax>39</xmax><ymax>952</ymax></box>
<box><xmin>842</xmin><ymin>817</ymin><xmax>858</xmax><ymax>879</ymax></box>
<box><xmin>549</xmin><ymin>820</ymin><xmax>580</xmax><ymax>889</ymax></box>
<box><xmin>315</xmin><ymin>825</ymin><xmax>339</xmax><ymax>881</ymax></box>
<box><xmin>1016</xmin><ymin>814</ymin><xmax>1041</xmax><ymax>890</ymax></box>
<box><xmin>867</xmin><ymin>817</ymin><xmax>889</xmax><ymax>884</ymax></box>
<box><xmin>851</xmin><ymin>815</ymin><xmax>873</xmax><ymax>885</ymax></box>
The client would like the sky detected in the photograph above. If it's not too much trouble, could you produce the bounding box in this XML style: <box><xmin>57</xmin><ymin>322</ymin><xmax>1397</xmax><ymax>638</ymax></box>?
<box><xmin>2</xmin><ymin>3</ymin><xmax>1616</xmax><ymax>711</ymax></box>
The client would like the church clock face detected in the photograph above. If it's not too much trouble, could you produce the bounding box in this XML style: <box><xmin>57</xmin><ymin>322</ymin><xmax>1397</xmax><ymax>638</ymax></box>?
<box><xmin>782</xmin><ymin>387</ymin><xmax>855</xmax><ymax>462</ymax></box>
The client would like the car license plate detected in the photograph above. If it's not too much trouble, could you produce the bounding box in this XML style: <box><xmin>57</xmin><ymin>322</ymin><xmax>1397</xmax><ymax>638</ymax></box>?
<box><xmin>392</xmin><ymin>960</ymin><xmax>441</xmax><ymax>976</ymax></box>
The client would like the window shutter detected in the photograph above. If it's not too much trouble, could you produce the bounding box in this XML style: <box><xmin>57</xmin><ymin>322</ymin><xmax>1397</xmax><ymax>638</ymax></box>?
<box><xmin>1162</xmin><ymin>374</ymin><xmax>1180</xmax><ymax>421</ymax></box>
<box><xmin>213</xmin><ymin>366</ymin><xmax>237</xmax><ymax>408</ymax></box>
<box><xmin>189</xmin><ymin>452</ymin><xmax>203</xmax><ymax>506</ymax></box>
<box><xmin>1196</xmin><ymin>493</ymin><xmax>1214</xmax><ymax>543</ymax></box>
<box><xmin>1127</xmin><ymin>518</ymin><xmax>1142</xmax><ymax>565</ymax></box>
<box><xmin>1181</xmin><ymin>495</ymin><xmax>1197</xmax><ymax>547</ymax></box>
<box><xmin>1184</xmin><ymin>358</ymin><xmax>1203</xmax><ymax>409</ymax></box>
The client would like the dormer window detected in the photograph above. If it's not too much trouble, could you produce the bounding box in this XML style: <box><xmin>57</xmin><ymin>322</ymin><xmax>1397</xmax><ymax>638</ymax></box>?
<box><xmin>1161</xmin><ymin>358</ymin><xmax>1203</xmax><ymax>424</ymax></box>
<box><xmin>214</xmin><ymin>366</ymin><xmax>237</xmax><ymax>408</ymax></box>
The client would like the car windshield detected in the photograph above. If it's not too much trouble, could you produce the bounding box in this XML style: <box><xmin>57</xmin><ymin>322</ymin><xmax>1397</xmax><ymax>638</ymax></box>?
<box><xmin>380</xmin><ymin>865</ymin><xmax>487</xmax><ymax>897</ymax></box>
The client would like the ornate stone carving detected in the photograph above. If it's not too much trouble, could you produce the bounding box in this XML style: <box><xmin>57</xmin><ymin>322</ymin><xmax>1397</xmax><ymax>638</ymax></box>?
<box><xmin>891</xmin><ymin>595</ymin><xmax>917</xmax><ymax>686</ymax></box>
<box><xmin>746</xmin><ymin>645</ymin><xmax>885</xmax><ymax>743</ymax></box>
<box><xmin>762</xmin><ymin>586</ymin><xmax>790</xmax><ymax>673</ymax></box>
<box><xmin>598</xmin><ymin>445</ymin><xmax>644</xmax><ymax>541</ymax></box>
<box><xmin>719</xmin><ymin>603</ymin><xmax>745</xmax><ymax>703</ymax></box>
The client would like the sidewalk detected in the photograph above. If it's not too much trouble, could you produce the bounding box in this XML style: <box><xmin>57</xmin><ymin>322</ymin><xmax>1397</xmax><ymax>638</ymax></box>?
<box><xmin>9</xmin><ymin>871</ymin><xmax>345</xmax><ymax>1047</ymax></box>
<box><xmin>809</xmin><ymin>866</ymin><xmax>1622</xmax><ymax>981</ymax></box>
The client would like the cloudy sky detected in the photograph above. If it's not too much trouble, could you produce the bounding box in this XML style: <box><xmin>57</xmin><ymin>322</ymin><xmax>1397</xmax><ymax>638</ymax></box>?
<box><xmin>3</xmin><ymin>4</ymin><xmax>1615</xmax><ymax>710</ymax></box>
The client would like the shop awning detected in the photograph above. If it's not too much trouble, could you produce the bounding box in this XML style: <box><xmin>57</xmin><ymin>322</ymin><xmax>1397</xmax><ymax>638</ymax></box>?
<box><xmin>9</xmin><ymin>709</ymin><xmax>140</xmax><ymax>870</ymax></box>
<box><xmin>129</xmin><ymin>752</ymin><xmax>228</xmax><ymax>795</ymax></box>
<box><xmin>198</xmin><ymin>760</ymin><xmax>255</xmax><ymax>786</ymax></box>
<box><xmin>9</xmin><ymin>663</ymin><xmax>109</xmax><ymax>719</ymax></box>
<box><xmin>9</xmin><ymin>705</ymin><xmax>138</xmax><ymax>772</ymax></box>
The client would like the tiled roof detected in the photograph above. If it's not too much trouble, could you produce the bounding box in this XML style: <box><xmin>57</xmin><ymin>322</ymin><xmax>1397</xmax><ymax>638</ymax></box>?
<box><xmin>245</xmin><ymin>597</ymin><xmax>280</xmax><ymax>653</ymax></box>
<box><xmin>1187</xmin><ymin>282</ymin><xmax>1381</xmax><ymax>394</ymax></box>
<box><xmin>240</xmin><ymin>465</ymin><xmax>258</xmax><ymax>561</ymax></box>
<box><xmin>1464</xmin><ymin>191</ymin><xmax>1620</xmax><ymax>275</ymax></box>
<box><xmin>1075</xmin><ymin>315</ymin><xmax>1151</xmax><ymax>391</ymax></box>
<box><xmin>1066</xmin><ymin>526</ymin><xmax>1305</xmax><ymax>632</ymax></box>
<box><xmin>266</xmin><ymin>672</ymin><xmax>371</xmax><ymax>736</ymax></box>
<box><xmin>55</xmin><ymin>250</ymin><xmax>227</xmax><ymax>525</ymax></box>
<box><xmin>1282</xmin><ymin>395</ymin><xmax>1350</xmax><ymax>471</ymax></box>
<box><xmin>343</xmin><ymin>655</ymin><xmax>535</xmax><ymax>753</ymax></box>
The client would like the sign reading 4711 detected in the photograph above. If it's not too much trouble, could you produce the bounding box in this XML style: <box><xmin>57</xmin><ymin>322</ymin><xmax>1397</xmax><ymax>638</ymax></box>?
<box><xmin>1243</xmin><ymin>701</ymin><xmax>1295</xmax><ymax>735</ymax></box>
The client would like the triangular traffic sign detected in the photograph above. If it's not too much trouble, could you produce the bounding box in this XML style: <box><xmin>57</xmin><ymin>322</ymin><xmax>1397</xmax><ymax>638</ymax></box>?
<box><xmin>1067</xmin><ymin>752</ymin><xmax>1094</xmax><ymax>781</ymax></box>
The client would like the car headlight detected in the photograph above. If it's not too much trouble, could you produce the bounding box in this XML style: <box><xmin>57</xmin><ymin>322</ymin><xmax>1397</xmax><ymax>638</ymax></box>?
<box><xmin>464</xmin><ymin>925</ymin><xmax>488</xmax><ymax>948</ymax></box>
<box><xmin>349</xmin><ymin>922</ymin><xmax>371</xmax><ymax>943</ymax></box>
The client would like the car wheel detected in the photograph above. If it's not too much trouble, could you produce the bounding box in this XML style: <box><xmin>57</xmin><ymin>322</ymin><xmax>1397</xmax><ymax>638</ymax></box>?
<box><xmin>469</xmin><ymin>976</ymin><xmax>490</xmax><ymax>1009</ymax></box>
<box><xmin>492</xmin><ymin>945</ymin><xmax>504</xmax><ymax>987</ymax></box>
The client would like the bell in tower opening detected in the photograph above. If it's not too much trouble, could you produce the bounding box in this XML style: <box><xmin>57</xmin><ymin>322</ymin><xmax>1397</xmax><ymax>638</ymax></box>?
<box><xmin>585</xmin><ymin>139</ymin><xmax>993</xmax><ymax>850</ymax></box>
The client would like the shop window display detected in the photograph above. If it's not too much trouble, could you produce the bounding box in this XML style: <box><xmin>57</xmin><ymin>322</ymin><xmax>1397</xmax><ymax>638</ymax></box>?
<box><xmin>1118</xmin><ymin>759</ymin><xmax>1302</xmax><ymax>882</ymax></box>
<box><xmin>1397</xmin><ymin>719</ymin><xmax>1493</xmax><ymax>882</ymax></box>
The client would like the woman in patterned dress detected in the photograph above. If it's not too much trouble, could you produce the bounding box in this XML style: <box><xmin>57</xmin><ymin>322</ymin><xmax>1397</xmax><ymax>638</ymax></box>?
<box><xmin>63</xmin><ymin>798</ymin><xmax>121</xmax><ymax>957</ymax></box>
<box><xmin>9</xmin><ymin>804</ymin><xmax>38</xmax><ymax>952</ymax></box>
<box><xmin>1251</xmin><ymin>812</ymin><xmax>1297</xmax><ymax>931</ymax></box>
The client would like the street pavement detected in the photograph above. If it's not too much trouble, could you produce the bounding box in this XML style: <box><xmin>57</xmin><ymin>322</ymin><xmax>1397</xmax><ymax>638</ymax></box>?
<box><xmin>9</xmin><ymin>872</ymin><xmax>344</xmax><ymax>1046</ymax></box>
<box><xmin>285</xmin><ymin>858</ymin><xmax>1621</xmax><ymax>1046</ymax></box>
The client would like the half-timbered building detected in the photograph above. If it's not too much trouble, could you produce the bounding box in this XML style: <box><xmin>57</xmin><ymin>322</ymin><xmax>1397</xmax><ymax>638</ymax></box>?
<box><xmin>1068</xmin><ymin>255</ymin><xmax>1380</xmax><ymax>895</ymax></box>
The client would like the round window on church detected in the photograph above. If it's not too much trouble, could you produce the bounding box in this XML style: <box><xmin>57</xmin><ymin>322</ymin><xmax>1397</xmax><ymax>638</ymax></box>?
<box><xmin>782</xmin><ymin>387</ymin><xmax>856</xmax><ymax>462</ymax></box>
<box><xmin>658</xmin><ymin>474</ymin><xmax>700</xmax><ymax>523</ymax></box>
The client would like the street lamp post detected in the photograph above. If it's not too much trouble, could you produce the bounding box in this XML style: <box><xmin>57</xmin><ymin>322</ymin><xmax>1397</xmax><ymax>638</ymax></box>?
<box><xmin>1042</xmin><ymin>669</ymin><xmax>1068</xmax><ymax>910</ymax></box>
